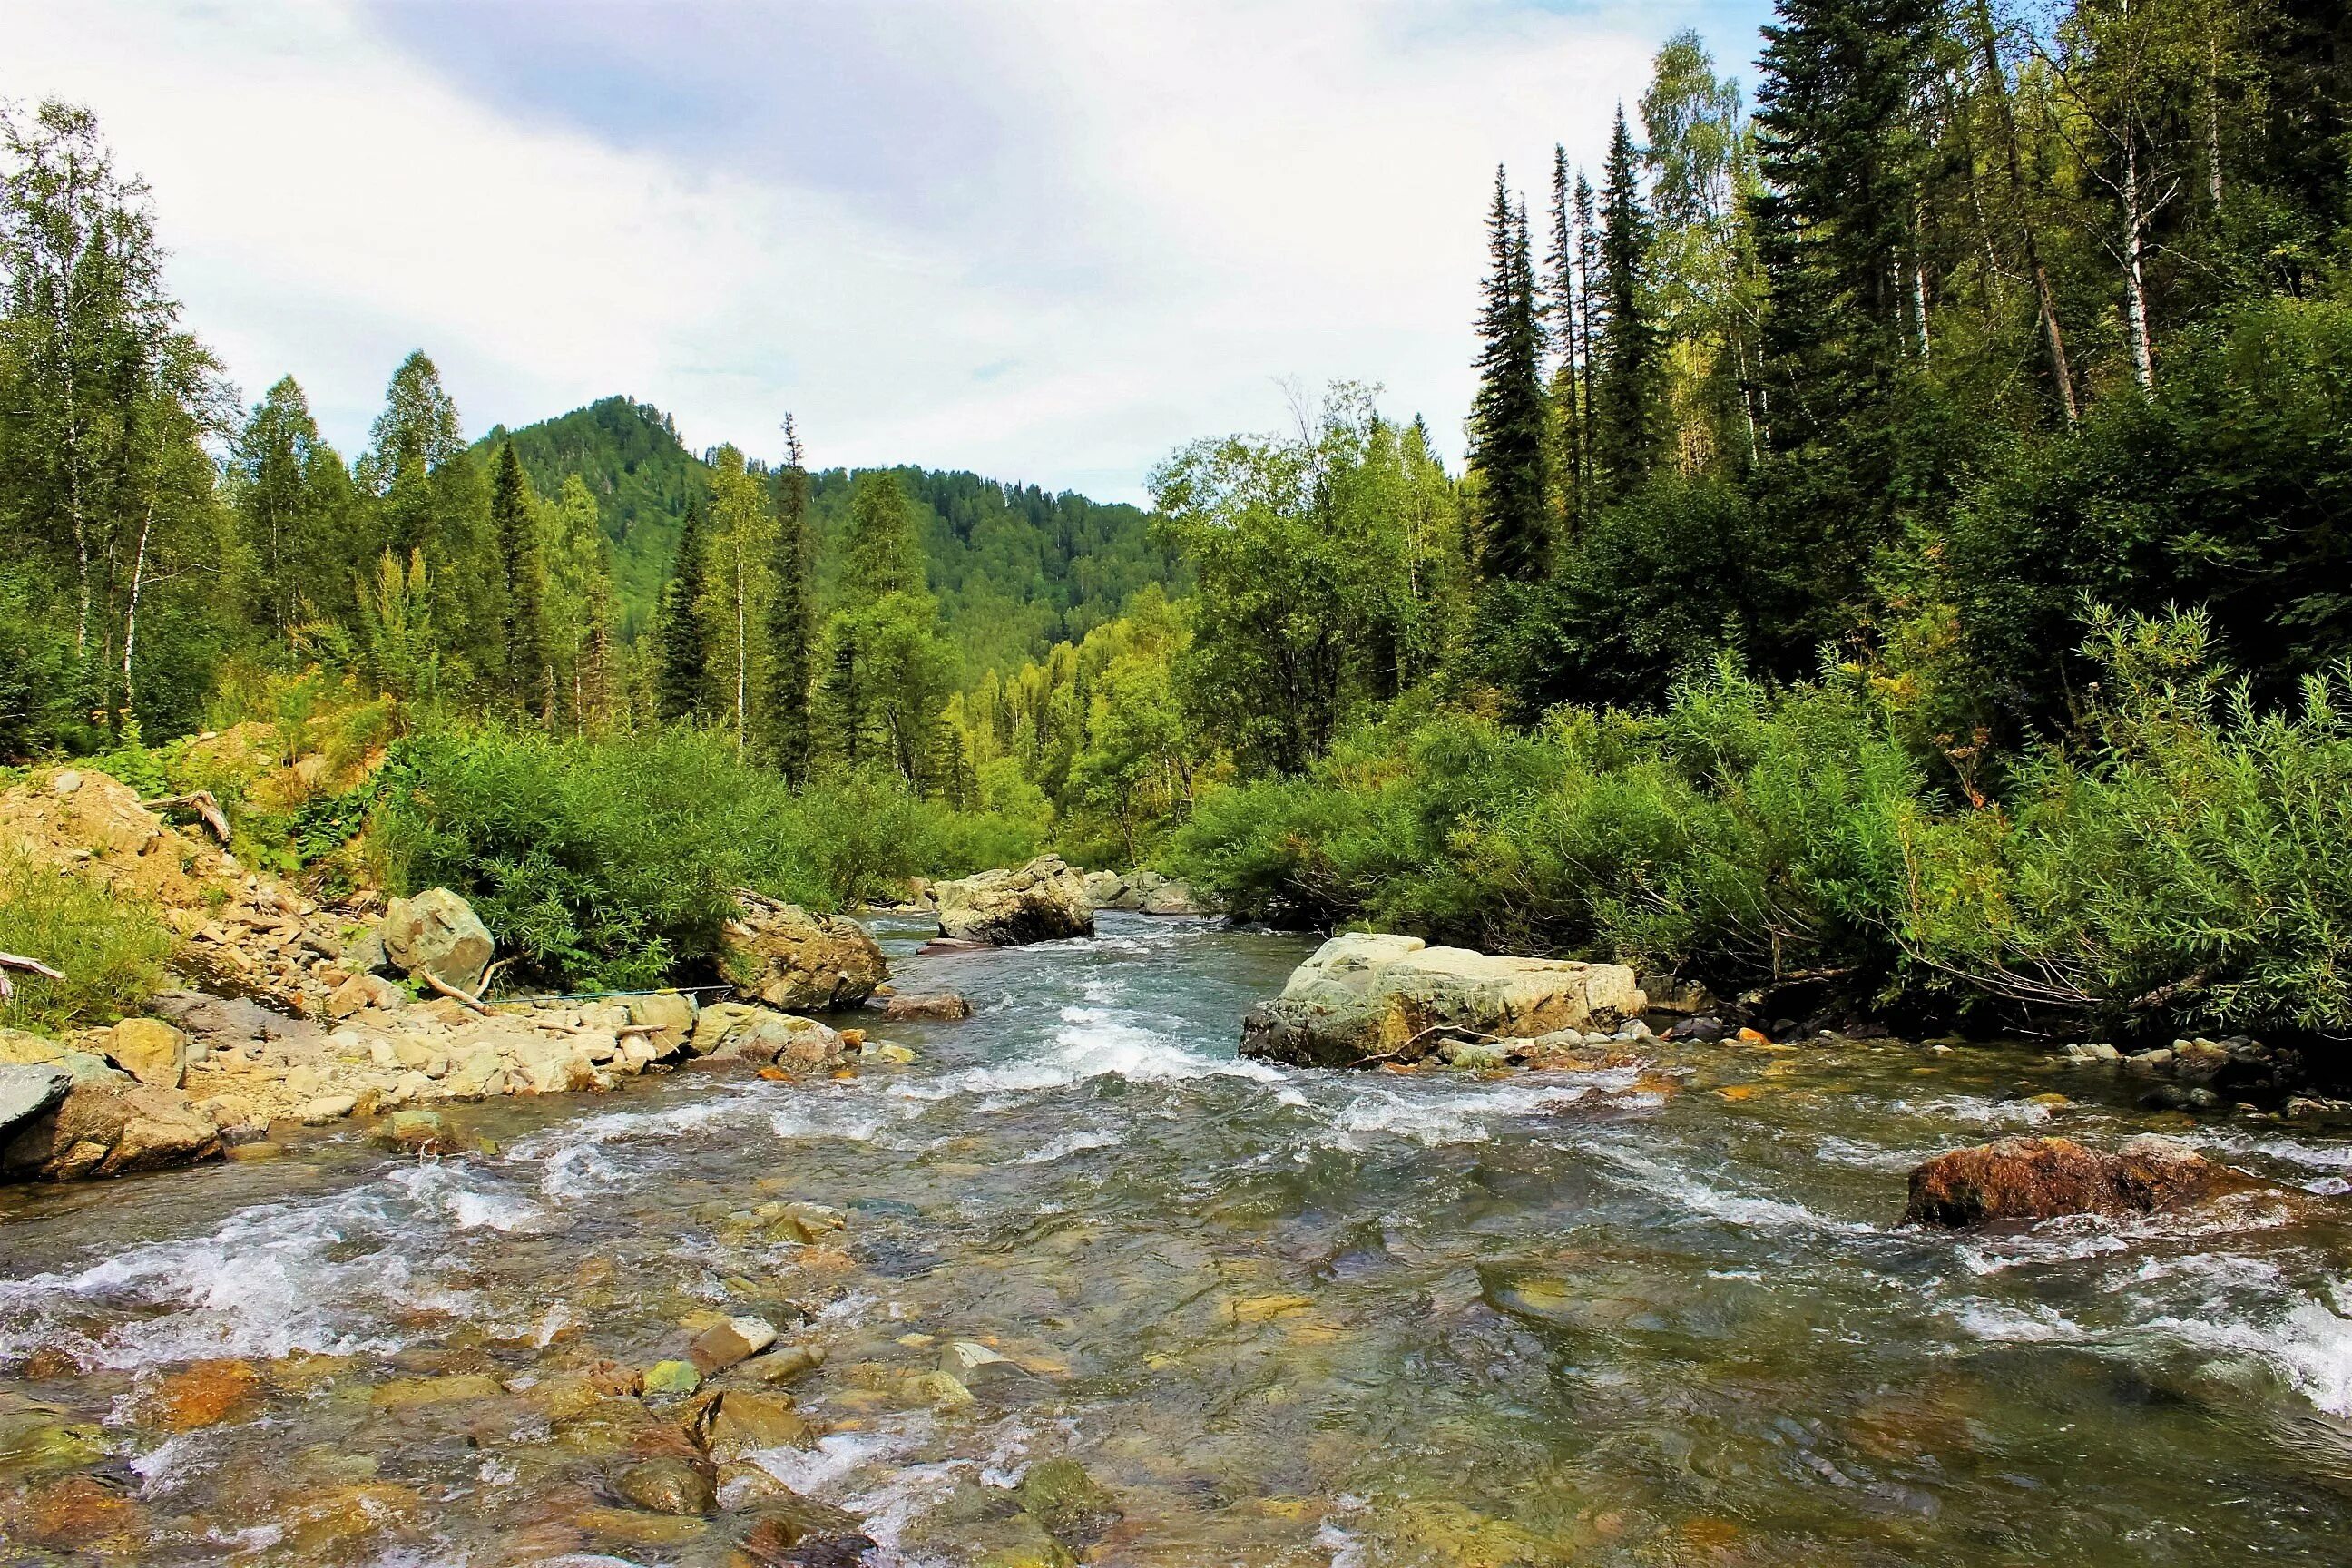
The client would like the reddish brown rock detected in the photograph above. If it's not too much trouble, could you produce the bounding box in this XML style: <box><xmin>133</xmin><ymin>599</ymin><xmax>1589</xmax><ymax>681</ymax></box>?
<box><xmin>1903</xmin><ymin>1135</ymin><xmax>2230</xmax><ymax>1228</ymax></box>
<box><xmin>881</xmin><ymin>992</ymin><xmax>972</xmax><ymax>1023</ymax></box>
<box><xmin>12</xmin><ymin>1475</ymin><xmax>143</xmax><ymax>1551</ymax></box>
<box><xmin>127</xmin><ymin>1358</ymin><xmax>265</xmax><ymax>1430</ymax></box>
<box><xmin>1</xmin><ymin>1077</ymin><xmax>222</xmax><ymax>1180</ymax></box>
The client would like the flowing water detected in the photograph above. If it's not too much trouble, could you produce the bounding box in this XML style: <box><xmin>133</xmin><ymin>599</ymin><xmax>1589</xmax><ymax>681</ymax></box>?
<box><xmin>5</xmin><ymin>912</ymin><xmax>2352</xmax><ymax>1565</ymax></box>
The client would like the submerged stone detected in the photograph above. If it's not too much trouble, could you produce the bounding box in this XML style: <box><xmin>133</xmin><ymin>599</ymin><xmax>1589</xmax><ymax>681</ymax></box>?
<box><xmin>128</xmin><ymin>1358</ymin><xmax>264</xmax><ymax>1430</ymax></box>
<box><xmin>1017</xmin><ymin>1457</ymin><xmax>1122</xmax><ymax>1550</ymax></box>
<box><xmin>616</xmin><ymin>1455</ymin><xmax>717</xmax><ymax>1515</ymax></box>
<box><xmin>644</xmin><ymin>1359</ymin><xmax>703</xmax><ymax>1396</ymax></box>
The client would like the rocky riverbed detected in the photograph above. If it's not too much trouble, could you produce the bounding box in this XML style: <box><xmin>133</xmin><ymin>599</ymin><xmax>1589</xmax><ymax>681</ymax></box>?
<box><xmin>5</xmin><ymin>912</ymin><xmax>2352</xmax><ymax>1565</ymax></box>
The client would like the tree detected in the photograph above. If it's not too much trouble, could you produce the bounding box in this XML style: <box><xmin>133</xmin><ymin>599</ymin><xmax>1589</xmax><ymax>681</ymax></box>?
<box><xmin>233</xmin><ymin>377</ymin><xmax>356</xmax><ymax>640</ymax></box>
<box><xmin>0</xmin><ymin>100</ymin><xmax>232</xmax><ymax>740</ymax></box>
<box><xmin>701</xmin><ymin>446</ymin><xmax>775</xmax><ymax>757</ymax></box>
<box><xmin>1468</xmin><ymin>167</ymin><xmax>1550</xmax><ymax>581</ymax></box>
<box><xmin>838</xmin><ymin>469</ymin><xmax>925</xmax><ymax>599</ymax></box>
<box><xmin>1546</xmin><ymin>144</ymin><xmax>1590</xmax><ymax>531</ymax></box>
<box><xmin>1594</xmin><ymin>106</ymin><xmax>1664</xmax><ymax>488</ymax></box>
<box><xmin>655</xmin><ymin>490</ymin><xmax>710</xmax><ymax>723</ymax></box>
<box><xmin>539</xmin><ymin>474</ymin><xmax>612</xmax><ymax>731</ymax></box>
<box><xmin>764</xmin><ymin>415</ymin><xmax>815</xmax><ymax>780</ymax></box>
<box><xmin>493</xmin><ymin>440</ymin><xmax>549</xmax><ymax>720</ymax></box>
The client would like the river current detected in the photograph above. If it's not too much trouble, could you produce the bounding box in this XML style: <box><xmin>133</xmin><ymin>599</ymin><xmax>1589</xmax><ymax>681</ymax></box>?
<box><xmin>5</xmin><ymin>912</ymin><xmax>2352</xmax><ymax>1564</ymax></box>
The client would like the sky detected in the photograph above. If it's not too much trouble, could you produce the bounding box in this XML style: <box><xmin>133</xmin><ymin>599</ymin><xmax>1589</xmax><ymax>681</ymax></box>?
<box><xmin>11</xmin><ymin>0</ymin><xmax>1776</xmax><ymax>505</ymax></box>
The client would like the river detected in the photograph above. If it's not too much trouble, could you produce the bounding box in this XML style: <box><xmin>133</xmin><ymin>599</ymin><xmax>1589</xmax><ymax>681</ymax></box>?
<box><xmin>4</xmin><ymin>912</ymin><xmax>2352</xmax><ymax>1564</ymax></box>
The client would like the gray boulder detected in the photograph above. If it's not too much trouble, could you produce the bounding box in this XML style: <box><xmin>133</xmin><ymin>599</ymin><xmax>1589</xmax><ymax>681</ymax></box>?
<box><xmin>381</xmin><ymin>888</ymin><xmax>494</xmax><ymax>993</ymax></box>
<box><xmin>935</xmin><ymin>855</ymin><xmax>1095</xmax><ymax>946</ymax></box>
<box><xmin>721</xmin><ymin>891</ymin><xmax>887</xmax><ymax>1011</ymax></box>
<box><xmin>0</xmin><ymin>1063</ymin><xmax>72</xmax><ymax>1143</ymax></box>
<box><xmin>1240</xmin><ymin>933</ymin><xmax>1647</xmax><ymax>1069</ymax></box>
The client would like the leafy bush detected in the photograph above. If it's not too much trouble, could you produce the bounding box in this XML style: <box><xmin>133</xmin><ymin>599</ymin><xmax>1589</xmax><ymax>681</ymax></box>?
<box><xmin>1174</xmin><ymin>616</ymin><xmax>2352</xmax><ymax>1042</ymax></box>
<box><xmin>0</xmin><ymin>851</ymin><xmax>176</xmax><ymax>1035</ymax></box>
<box><xmin>376</xmin><ymin>724</ymin><xmax>1038</xmax><ymax>991</ymax></box>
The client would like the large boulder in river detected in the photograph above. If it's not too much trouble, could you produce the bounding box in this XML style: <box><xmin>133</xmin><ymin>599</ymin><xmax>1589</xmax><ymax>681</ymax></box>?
<box><xmin>934</xmin><ymin>856</ymin><xmax>1095</xmax><ymax>946</ymax></box>
<box><xmin>1903</xmin><ymin>1135</ymin><xmax>2233</xmax><ymax>1228</ymax></box>
<box><xmin>2</xmin><ymin>1077</ymin><xmax>221</xmax><ymax>1181</ymax></box>
<box><xmin>380</xmin><ymin>888</ymin><xmax>494</xmax><ymax>993</ymax></box>
<box><xmin>1240</xmin><ymin>933</ymin><xmax>1646</xmax><ymax>1068</ymax></box>
<box><xmin>721</xmin><ymin>891</ymin><xmax>887</xmax><ymax>1011</ymax></box>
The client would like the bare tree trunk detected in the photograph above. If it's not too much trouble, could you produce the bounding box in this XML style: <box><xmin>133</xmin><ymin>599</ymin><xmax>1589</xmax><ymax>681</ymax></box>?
<box><xmin>2122</xmin><ymin>121</ymin><xmax>2156</xmax><ymax>391</ymax></box>
<box><xmin>120</xmin><ymin>497</ymin><xmax>154</xmax><ymax>732</ymax></box>
<box><xmin>2205</xmin><ymin>34</ymin><xmax>2224</xmax><ymax>208</ymax></box>
<box><xmin>734</xmin><ymin>575</ymin><xmax>747</xmax><ymax>759</ymax></box>
<box><xmin>1974</xmin><ymin>0</ymin><xmax>2079</xmax><ymax>427</ymax></box>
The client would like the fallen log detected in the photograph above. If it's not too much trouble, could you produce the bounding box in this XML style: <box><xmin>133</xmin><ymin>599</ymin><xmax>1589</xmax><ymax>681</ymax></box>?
<box><xmin>142</xmin><ymin>790</ymin><xmax>231</xmax><ymax>844</ymax></box>
<box><xmin>0</xmin><ymin>951</ymin><xmax>67</xmax><ymax>1000</ymax></box>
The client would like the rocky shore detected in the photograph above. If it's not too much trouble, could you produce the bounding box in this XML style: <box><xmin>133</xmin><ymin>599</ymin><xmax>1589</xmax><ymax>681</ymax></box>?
<box><xmin>0</xmin><ymin>768</ymin><xmax>916</xmax><ymax>1185</ymax></box>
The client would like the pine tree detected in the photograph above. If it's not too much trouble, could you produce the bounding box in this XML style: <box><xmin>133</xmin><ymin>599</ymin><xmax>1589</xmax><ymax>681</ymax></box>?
<box><xmin>654</xmin><ymin>490</ymin><xmax>710</xmax><ymax>723</ymax></box>
<box><xmin>492</xmin><ymin>440</ymin><xmax>548</xmax><ymax>721</ymax></box>
<box><xmin>1594</xmin><ymin>107</ymin><xmax>1663</xmax><ymax>491</ymax></box>
<box><xmin>764</xmin><ymin>414</ymin><xmax>815</xmax><ymax>781</ymax></box>
<box><xmin>1468</xmin><ymin>167</ymin><xmax>1550</xmax><ymax>582</ymax></box>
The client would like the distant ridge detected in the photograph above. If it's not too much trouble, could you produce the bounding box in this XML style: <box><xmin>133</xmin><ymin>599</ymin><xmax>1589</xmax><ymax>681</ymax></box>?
<box><xmin>479</xmin><ymin>397</ymin><xmax>1180</xmax><ymax>668</ymax></box>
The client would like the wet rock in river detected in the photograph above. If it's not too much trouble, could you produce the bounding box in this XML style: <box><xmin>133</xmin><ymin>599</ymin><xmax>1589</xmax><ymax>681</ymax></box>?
<box><xmin>934</xmin><ymin>855</ymin><xmax>1095</xmax><ymax>946</ymax></box>
<box><xmin>732</xmin><ymin>1509</ymin><xmax>881</xmax><ymax>1568</ymax></box>
<box><xmin>380</xmin><ymin>887</ymin><xmax>495</xmax><ymax>993</ymax></box>
<box><xmin>1903</xmin><ymin>1135</ymin><xmax>2234</xmax><ymax>1228</ymax></box>
<box><xmin>616</xmin><ymin>1455</ymin><xmax>717</xmax><ymax>1515</ymax></box>
<box><xmin>691</xmin><ymin>1004</ymin><xmax>848</xmax><ymax>1070</ymax></box>
<box><xmin>10</xmin><ymin>1475</ymin><xmax>144</xmax><ymax>1553</ymax></box>
<box><xmin>1018</xmin><ymin>1457</ymin><xmax>1122</xmax><ymax>1551</ymax></box>
<box><xmin>691</xmin><ymin>1316</ymin><xmax>779</xmax><ymax>1373</ymax></box>
<box><xmin>738</xmin><ymin>1344</ymin><xmax>827</xmax><ymax>1385</ymax></box>
<box><xmin>879</xmin><ymin>990</ymin><xmax>974</xmax><ymax>1022</ymax></box>
<box><xmin>644</xmin><ymin>1360</ymin><xmax>703</xmax><ymax>1396</ymax></box>
<box><xmin>126</xmin><ymin>1358</ymin><xmax>264</xmax><ymax>1430</ymax></box>
<box><xmin>1</xmin><ymin>1075</ymin><xmax>221</xmax><ymax>1180</ymax></box>
<box><xmin>704</xmin><ymin>1390</ymin><xmax>813</xmax><ymax>1457</ymax></box>
<box><xmin>723</xmin><ymin>891</ymin><xmax>889</xmax><ymax>1011</ymax></box>
<box><xmin>1239</xmin><ymin>933</ymin><xmax>1646</xmax><ymax>1069</ymax></box>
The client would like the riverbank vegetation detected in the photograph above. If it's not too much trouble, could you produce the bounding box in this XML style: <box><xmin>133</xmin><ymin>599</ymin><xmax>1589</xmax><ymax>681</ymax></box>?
<box><xmin>5</xmin><ymin>0</ymin><xmax>2351</xmax><ymax>1040</ymax></box>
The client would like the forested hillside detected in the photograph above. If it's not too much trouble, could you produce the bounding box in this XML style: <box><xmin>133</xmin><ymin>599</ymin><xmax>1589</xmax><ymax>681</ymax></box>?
<box><xmin>484</xmin><ymin>397</ymin><xmax>1170</xmax><ymax>666</ymax></box>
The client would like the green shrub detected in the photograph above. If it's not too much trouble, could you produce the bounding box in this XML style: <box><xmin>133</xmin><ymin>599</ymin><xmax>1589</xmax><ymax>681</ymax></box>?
<box><xmin>0</xmin><ymin>851</ymin><xmax>176</xmax><ymax>1035</ymax></box>
<box><xmin>376</xmin><ymin>723</ymin><xmax>1039</xmax><ymax>992</ymax></box>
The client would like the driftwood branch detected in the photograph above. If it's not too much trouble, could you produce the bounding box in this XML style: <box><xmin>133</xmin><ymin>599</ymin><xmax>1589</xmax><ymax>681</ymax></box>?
<box><xmin>0</xmin><ymin>951</ymin><xmax>67</xmax><ymax>1000</ymax></box>
<box><xmin>419</xmin><ymin>958</ymin><xmax>509</xmax><ymax>1017</ymax></box>
<box><xmin>421</xmin><ymin>971</ymin><xmax>493</xmax><ymax>1015</ymax></box>
<box><xmin>143</xmin><ymin>790</ymin><xmax>230</xmax><ymax>844</ymax></box>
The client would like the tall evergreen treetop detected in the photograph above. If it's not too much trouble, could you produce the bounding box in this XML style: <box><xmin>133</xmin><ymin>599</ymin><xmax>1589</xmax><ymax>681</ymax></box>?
<box><xmin>492</xmin><ymin>439</ymin><xmax>548</xmax><ymax>719</ymax></box>
<box><xmin>765</xmin><ymin>414</ymin><xmax>816</xmax><ymax>780</ymax></box>
<box><xmin>839</xmin><ymin>470</ymin><xmax>926</xmax><ymax>600</ymax></box>
<box><xmin>1594</xmin><ymin>106</ymin><xmax>1663</xmax><ymax>489</ymax></box>
<box><xmin>654</xmin><ymin>489</ymin><xmax>710</xmax><ymax>723</ymax></box>
<box><xmin>1469</xmin><ymin>166</ymin><xmax>1551</xmax><ymax>582</ymax></box>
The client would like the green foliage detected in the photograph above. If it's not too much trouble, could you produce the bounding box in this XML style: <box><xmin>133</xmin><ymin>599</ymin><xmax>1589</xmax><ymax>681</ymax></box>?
<box><xmin>375</xmin><ymin>723</ymin><xmax>1034</xmax><ymax>991</ymax></box>
<box><xmin>0</xmin><ymin>850</ymin><xmax>175</xmax><ymax>1035</ymax></box>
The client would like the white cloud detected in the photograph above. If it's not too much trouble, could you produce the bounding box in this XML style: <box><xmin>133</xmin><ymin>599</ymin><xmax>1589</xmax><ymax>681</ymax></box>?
<box><xmin>8</xmin><ymin>1</ymin><xmax>1726</xmax><ymax>503</ymax></box>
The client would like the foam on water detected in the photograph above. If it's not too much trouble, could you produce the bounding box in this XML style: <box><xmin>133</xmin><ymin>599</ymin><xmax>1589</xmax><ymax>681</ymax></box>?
<box><xmin>1590</xmin><ymin>1142</ymin><xmax>1873</xmax><ymax>1235</ymax></box>
<box><xmin>1017</xmin><ymin>1130</ymin><xmax>1118</xmax><ymax>1165</ymax></box>
<box><xmin>0</xmin><ymin>1184</ymin><xmax>463</xmax><ymax>1368</ymax></box>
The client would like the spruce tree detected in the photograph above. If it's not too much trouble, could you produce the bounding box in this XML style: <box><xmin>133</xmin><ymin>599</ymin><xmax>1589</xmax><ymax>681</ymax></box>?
<box><xmin>1573</xmin><ymin>172</ymin><xmax>1603</xmax><ymax>482</ymax></box>
<box><xmin>1546</xmin><ymin>145</ymin><xmax>1589</xmax><ymax>532</ymax></box>
<box><xmin>765</xmin><ymin>415</ymin><xmax>815</xmax><ymax>782</ymax></box>
<box><xmin>1468</xmin><ymin>167</ymin><xmax>1550</xmax><ymax>582</ymax></box>
<box><xmin>1750</xmin><ymin>0</ymin><xmax>1938</xmax><ymax>655</ymax></box>
<box><xmin>654</xmin><ymin>491</ymin><xmax>710</xmax><ymax>723</ymax></box>
<box><xmin>492</xmin><ymin>440</ymin><xmax>548</xmax><ymax>720</ymax></box>
<box><xmin>1594</xmin><ymin>107</ymin><xmax>1662</xmax><ymax>492</ymax></box>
